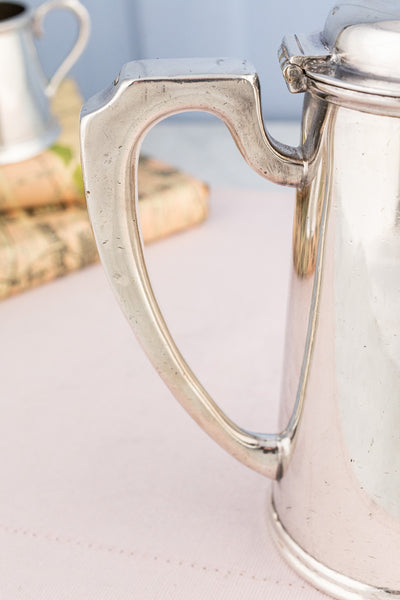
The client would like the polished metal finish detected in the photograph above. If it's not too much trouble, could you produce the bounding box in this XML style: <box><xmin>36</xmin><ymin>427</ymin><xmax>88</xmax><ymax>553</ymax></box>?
<box><xmin>274</xmin><ymin>93</ymin><xmax>400</xmax><ymax>593</ymax></box>
<box><xmin>81</xmin><ymin>58</ymin><xmax>309</xmax><ymax>482</ymax></box>
<box><xmin>0</xmin><ymin>0</ymin><xmax>90</xmax><ymax>164</ymax></box>
<box><xmin>279</xmin><ymin>32</ymin><xmax>331</xmax><ymax>94</ymax></box>
<box><xmin>267</xmin><ymin>499</ymin><xmax>397</xmax><ymax>600</ymax></box>
<box><xmin>281</xmin><ymin>1</ymin><xmax>400</xmax><ymax>102</ymax></box>
<box><xmin>80</xmin><ymin>3</ymin><xmax>400</xmax><ymax>596</ymax></box>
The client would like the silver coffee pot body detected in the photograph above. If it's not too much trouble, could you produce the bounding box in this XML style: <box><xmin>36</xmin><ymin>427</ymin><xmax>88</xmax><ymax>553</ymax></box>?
<box><xmin>80</xmin><ymin>2</ymin><xmax>400</xmax><ymax>598</ymax></box>
<box><xmin>274</xmin><ymin>91</ymin><xmax>400</xmax><ymax>593</ymax></box>
<box><xmin>0</xmin><ymin>0</ymin><xmax>89</xmax><ymax>164</ymax></box>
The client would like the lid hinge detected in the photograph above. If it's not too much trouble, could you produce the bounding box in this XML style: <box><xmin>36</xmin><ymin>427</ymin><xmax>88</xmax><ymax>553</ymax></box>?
<box><xmin>279</xmin><ymin>32</ymin><xmax>332</xmax><ymax>93</ymax></box>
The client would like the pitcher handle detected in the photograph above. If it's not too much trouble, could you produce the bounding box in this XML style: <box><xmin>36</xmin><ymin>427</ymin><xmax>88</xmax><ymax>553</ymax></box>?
<box><xmin>80</xmin><ymin>58</ymin><xmax>306</xmax><ymax>479</ymax></box>
<box><xmin>33</xmin><ymin>0</ymin><xmax>90</xmax><ymax>97</ymax></box>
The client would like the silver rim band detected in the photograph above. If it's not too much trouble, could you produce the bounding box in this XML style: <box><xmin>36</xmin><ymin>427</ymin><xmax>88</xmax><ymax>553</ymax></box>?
<box><xmin>267</xmin><ymin>497</ymin><xmax>400</xmax><ymax>600</ymax></box>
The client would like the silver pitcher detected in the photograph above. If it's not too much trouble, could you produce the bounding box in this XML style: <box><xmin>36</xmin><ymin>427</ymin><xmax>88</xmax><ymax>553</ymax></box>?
<box><xmin>0</xmin><ymin>0</ymin><xmax>90</xmax><ymax>164</ymax></box>
<box><xmin>80</xmin><ymin>1</ymin><xmax>400</xmax><ymax>598</ymax></box>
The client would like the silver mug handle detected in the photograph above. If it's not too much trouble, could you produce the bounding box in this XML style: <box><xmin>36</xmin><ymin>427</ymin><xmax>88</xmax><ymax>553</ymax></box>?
<box><xmin>33</xmin><ymin>0</ymin><xmax>91</xmax><ymax>97</ymax></box>
<box><xmin>80</xmin><ymin>58</ymin><xmax>307</xmax><ymax>480</ymax></box>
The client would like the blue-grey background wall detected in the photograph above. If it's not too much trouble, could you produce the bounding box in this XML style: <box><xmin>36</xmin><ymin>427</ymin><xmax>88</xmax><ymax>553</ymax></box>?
<box><xmin>29</xmin><ymin>0</ymin><xmax>334</xmax><ymax>121</ymax></box>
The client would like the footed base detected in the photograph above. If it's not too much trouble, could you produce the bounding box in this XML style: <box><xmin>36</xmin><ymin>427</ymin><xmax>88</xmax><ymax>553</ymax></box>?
<box><xmin>267</xmin><ymin>498</ymin><xmax>400</xmax><ymax>600</ymax></box>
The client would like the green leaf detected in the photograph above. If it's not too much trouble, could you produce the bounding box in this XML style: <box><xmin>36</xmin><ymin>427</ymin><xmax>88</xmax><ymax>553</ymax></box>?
<box><xmin>73</xmin><ymin>165</ymin><xmax>84</xmax><ymax>195</ymax></box>
<box><xmin>50</xmin><ymin>143</ymin><xmax>73</xmax><ymax>165</ymax></box>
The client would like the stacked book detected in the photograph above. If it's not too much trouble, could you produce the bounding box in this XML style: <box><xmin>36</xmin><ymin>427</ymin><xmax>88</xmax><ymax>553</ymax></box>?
<box><xmin>0</xmin><ymin>80</ymin><xmax>209</xmax><ymax>300</ymax></box>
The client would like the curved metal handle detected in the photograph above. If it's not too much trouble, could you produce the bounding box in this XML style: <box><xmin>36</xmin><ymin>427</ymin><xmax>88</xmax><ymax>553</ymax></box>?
<box><xmin>34</xmin><ymin>0</ymin><xmax>90</xmax><ymax>97</ymax></box>
<box><xmin>80</xmin><ymin>58</ymin><xmax>303</xmax><ymax>479</ymax></box>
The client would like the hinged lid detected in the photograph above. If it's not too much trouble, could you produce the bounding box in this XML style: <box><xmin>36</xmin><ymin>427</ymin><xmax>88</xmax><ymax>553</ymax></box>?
<box><xmin>280</xmin><ymin>1</ymin><xmax>400</xmax><ymax>96</ymax></box>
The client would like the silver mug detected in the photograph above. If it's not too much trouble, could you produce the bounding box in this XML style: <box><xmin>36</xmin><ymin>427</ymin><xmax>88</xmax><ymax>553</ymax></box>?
<box><xmin>0</xmin><ymin>0</ymin><xmax>90</xmax><ymax>163</ymax></box>
<box><xmin>80</xmin><ymin>1</ymin><xmax>400</xmax><ymax>598</ymax></box>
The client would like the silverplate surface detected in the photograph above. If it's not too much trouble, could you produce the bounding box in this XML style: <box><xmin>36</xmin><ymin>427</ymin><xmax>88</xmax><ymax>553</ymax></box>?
<box><xmin>80</xmin><ymin>2</ymin><xmax>400</xmax><ymax>596</ymax></box>
<box><xmin>0</xmin><ymin>0</ymin><xmax>90</xmax><ymax>163</ymax></box>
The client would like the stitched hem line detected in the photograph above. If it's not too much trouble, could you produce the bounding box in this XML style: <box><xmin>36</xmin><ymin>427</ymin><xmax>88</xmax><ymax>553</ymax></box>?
<box><xmin>0</xmin><ymin>521</ymin><xmax>305</xmax><ymax>587</ymax></box>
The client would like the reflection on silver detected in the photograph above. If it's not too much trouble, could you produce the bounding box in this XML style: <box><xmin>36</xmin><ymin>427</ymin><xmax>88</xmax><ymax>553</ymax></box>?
<box><xmin>275</xmin><ymin>97</ymin><xmax>400</xmax><ymax>594</ymax></box>
<box><xmin>81</xmin><ymin>2</ymin><xmax>400</xmax><ymax>596</ymax></box>
<box><xmin>81</xmin><ymin>58</ymin><xmax>310</xmax><ymax>484</ymax></box>
<box><xmin>0</xmin><ymin>0</ymin><xmax>90</xmax><ymax>164</ymax></box>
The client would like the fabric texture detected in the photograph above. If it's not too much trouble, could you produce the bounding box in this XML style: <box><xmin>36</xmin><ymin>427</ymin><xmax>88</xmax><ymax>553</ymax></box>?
<box><xmin>0</xmin><ymin>187</ymin><xmax>327</xmax><ymax>599</ymax></box>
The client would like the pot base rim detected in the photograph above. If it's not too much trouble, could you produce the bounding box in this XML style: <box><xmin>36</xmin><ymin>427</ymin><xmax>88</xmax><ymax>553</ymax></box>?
<box><xmin>267</xmin><ymin>497</ymin><xmax>400</xmax><ymax>600</ymax></box>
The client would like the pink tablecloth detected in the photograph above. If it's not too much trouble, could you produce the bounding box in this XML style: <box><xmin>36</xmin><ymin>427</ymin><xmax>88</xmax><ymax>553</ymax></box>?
<box><xmin>0</xmin><ymin>188</ymin><xmax>327</xmax><ymax>599</ymax></box>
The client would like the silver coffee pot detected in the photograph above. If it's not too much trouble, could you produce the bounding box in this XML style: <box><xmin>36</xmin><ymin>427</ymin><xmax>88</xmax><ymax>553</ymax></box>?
<box><xmin>0</xmin><ymin>0</ymin><xmax>90</xmax><ymax>164</ymax></box>
<box><xmin>80</xmin><ymin>1</ymin><xmax>400</xmax><ymax>598</ymax></box>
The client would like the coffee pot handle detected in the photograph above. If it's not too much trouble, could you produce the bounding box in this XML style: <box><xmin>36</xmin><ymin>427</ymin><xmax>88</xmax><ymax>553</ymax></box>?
<box><xmin>33</xmin><ymin>0</ymin><xmax>90</xmax><ymax>97</ymax></box>
<box><xmin>80</xmin><ymin>58</ymin><xmax>305</xmax><ymax>480</ymax></box>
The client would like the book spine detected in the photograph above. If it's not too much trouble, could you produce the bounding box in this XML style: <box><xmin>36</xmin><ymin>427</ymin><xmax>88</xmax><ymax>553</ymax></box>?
<box><xmin>0</xmin><ymin>183</ymin><xmax>209</xmax><ymax>300</ymax></box>
<box><xmin>0</xmin><ymin>205</ymin><xmax>97</xmax><ymax>300</ymax></box>
<box><xmin>0</xmin><ymin>154</ymin><xmax>84</xmax><ymax>211</ymax></box>
<box><xmin>139</xmin><ymin>178</ymin><xmax>209</xmax><ymax>242</ymax></box>
<box><xmin>0</xmin><ymin>79</ymin><xmax>84</xmax><ymax>211</ymax></box>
